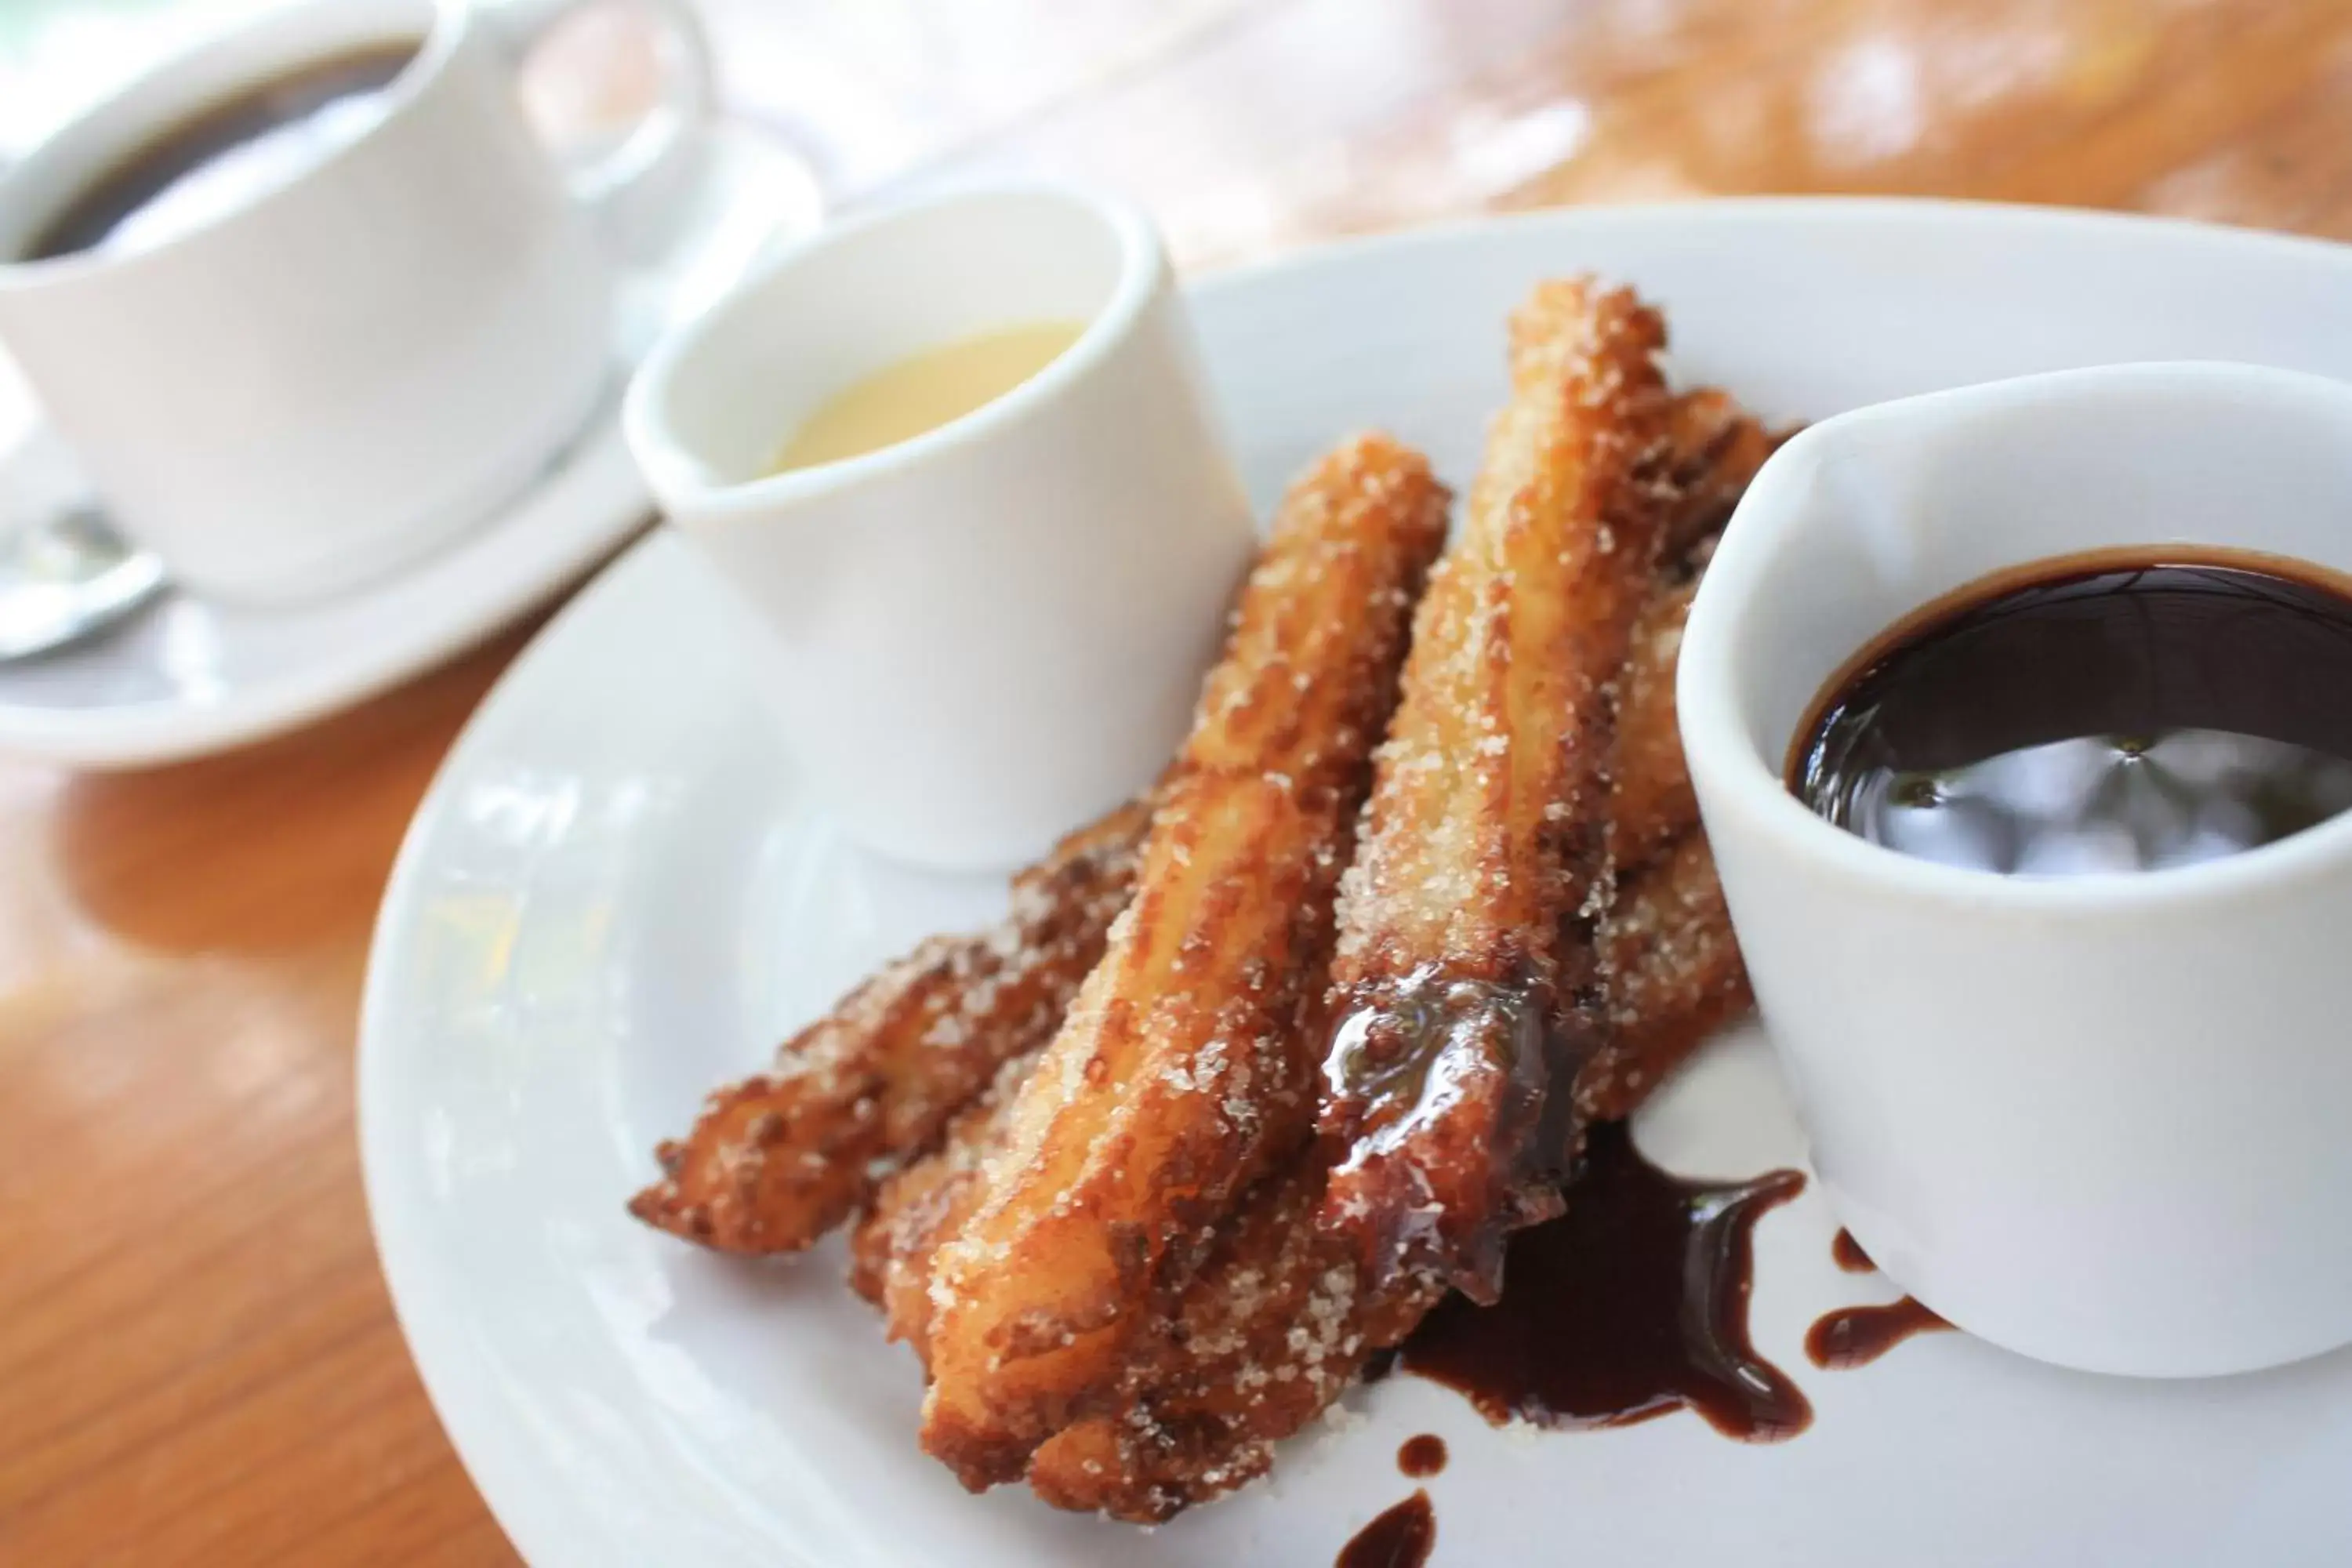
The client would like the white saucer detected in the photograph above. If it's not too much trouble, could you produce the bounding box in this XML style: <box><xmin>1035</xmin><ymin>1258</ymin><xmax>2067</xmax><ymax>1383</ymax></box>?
<box><xmin>362</xmin><ymin>201</ymin><xmax>2352</xmax><ymax>1567</ymax></box>
<box><xmin>0</xmin><ymin>120</ymin><xmax>820</xmax><ymax>769</ymax></box>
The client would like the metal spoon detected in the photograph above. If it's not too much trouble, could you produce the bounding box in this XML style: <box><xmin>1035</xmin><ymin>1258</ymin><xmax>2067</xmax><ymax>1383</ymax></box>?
<box><xmin>0</xmin><ymin>502</ymin><xmax>166</xmax><ymax>661</ymax></box>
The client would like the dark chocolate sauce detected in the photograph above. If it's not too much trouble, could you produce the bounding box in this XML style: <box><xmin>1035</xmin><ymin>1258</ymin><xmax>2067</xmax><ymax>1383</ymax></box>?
<box><xmin>1396</xmin><ymin>1433</ymin><xmax>1448</xmax><ymax>1478</ymax></box>
<box><xmin>1400</xmin><ymin>1121</ymin><xmax>1811</xmax><ymax>1441</ymax></box>
<box><xmin>1813</xmin><ymin>1225</ymin><xmax>1953</xmax><ymax>1367</ymax></box>
<box><xmin>1335</xmin><ymin>1490</ymin><xmax>1436</xmax><ymax>1568</ymax></box>
<box><xmin>1792</xmin><ymin>549</ymin><xmax>2352</xmax><ymax>875</ymax></box>
<box><xmin>1830</xmin><ymin>1226</ymin><xmax>1875</xmax><ymax>1273</ymax></box>
<box><xmin>1321</xmin><ymin>966</ymin><xmax>1572</xmax><ymax>1298</ymax></box>
<box><xmin>1323</xmin><ymin>969</ymin><xmax>1547</xmax><ymax>1114</ymax></box>
<box><xmin>1806</xmin><ymin>1296</ymin><xmax>1952</xmax><ymax>1369</ymax></box>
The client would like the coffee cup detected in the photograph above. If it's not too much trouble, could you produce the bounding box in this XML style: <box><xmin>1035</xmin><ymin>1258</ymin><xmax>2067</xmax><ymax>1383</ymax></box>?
<box><xmin>0</xmin><ymin>0</ymin><xmax>711</xmax><ymax>604</ymax></box>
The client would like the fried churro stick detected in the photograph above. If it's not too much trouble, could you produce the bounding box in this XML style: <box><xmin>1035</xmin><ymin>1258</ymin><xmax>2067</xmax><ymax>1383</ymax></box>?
<box><xmin>1581</xmin><ymin>390</ymin><xmax>1781</xmax><ymax>1115</ymax></box>
<box><xmin>628</xmin><ymin>800</ymin><xmax>1149</xmax><ymax>1254</ymax></box>
<box><xmin>1575</xmin><ymin>832</ymin><xmax>1751</xmax><ymax>1121</ymax></box>
<box><xmin>882</xmin><ymin>832</ymin><xmax>1748</xmax><ymax>1519</ymax></box>
<box><xmin>920</xmin><ymin>436</ymin><xmax>1449</xmax><ymax>1487</ymax></box>
<box><xmin>1614</xmin><ymin>382</ymin><xmax>1797</xmax><ymax>869</ymax></box>
<box><xmin>1660</xmin><ymin>387</ymin><xmax>1780</xmax><ymax>564</ymax></box>
<box><xmin>1609</xmin><ymin>577</ymin><xmax>1699</xmax><ymax>878</ymax></box>
<box><xmin>1027</xmin><ymin>1160</ymin><xmax>1399</xmax><ymax>1520</ymax></box>
<box><xmin>850</xmin><ymin>1047</ymin><xmax>1043</xmax><ymax>1359</ymax></box>
<box><xmin>1316</xmin><ymin>281</ymin><xmax>1676</xmax><ymax>1300</ymax></box>
<box><xmin>1028</xmin><ymin>1143</ymin><xmax>1457</xmax><ymax>1522</ymax></box>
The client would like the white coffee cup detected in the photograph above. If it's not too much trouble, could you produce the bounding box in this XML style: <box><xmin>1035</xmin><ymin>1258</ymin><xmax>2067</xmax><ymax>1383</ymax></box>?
<box><xmin>624</xmin><ymin>186</ymin><xmax>1258</xmax><ymax>871</ymax></box>
<box><xmin>1680</xmin><ymin>361</ymin><xmax>2352</xmax><ymax>1378</ymax></box>
<box><xmin>0</xmin><ymin>0</ymin><xmax>710</xmax><ymax>604</ymax></box>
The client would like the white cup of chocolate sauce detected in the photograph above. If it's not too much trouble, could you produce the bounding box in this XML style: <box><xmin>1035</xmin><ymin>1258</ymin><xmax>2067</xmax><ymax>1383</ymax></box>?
<box><xmin>1680</xmin><ymin>361</ymin><xmax>2352</xmax><ymax>1378</ymax></box>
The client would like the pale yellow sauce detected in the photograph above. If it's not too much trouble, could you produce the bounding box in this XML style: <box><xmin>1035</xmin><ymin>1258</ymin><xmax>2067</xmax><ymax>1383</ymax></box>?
<box><xmin>768</xmin><ymin>321</ymin><xmax>1087</xmax><ymax>473</ymax></box>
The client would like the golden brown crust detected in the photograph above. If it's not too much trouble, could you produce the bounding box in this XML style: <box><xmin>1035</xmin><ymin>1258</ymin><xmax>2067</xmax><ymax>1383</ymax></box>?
<box><xmin>850</xmin><ymin>1047</ymin><xmax>1044</xmax><ymax>1359</ymax></box>
<box><xmin>1316</xmin><ymin>281</ymin><xmax>1677</xmax><ymax>1300</ymax></box>
<box><xmin>1575</xmin><ymin>832</ymin><xmax>1751</xmax><ymax>1122</ymax></box>
<box><xmin>1605</xmin><ymin>387</ymin><xmax>1784</xmax><ymax>909</ymax></box>
<box><xmin>1659</xmin><ymin>387</ymin><xmax>1783</xmax><ymax>566</ymax></box>
<box><xmin>1027</xmin><ymin>1160</ymin><xmax>1364</xmax><ymax>1519</ymax></box>
<box><xmin>1025</xmin><ymin>1154</ymin><xmax>1447</xmax><ymax>1522</ymax></box>
<box><xmin>1609</xmin><ymin>577</ymin><xmax>1699</xmax><ymax>878</ymax></box>
<box><xmin>627</xmin><ymin>801</ymin><xmax>1149</xmax><ymax>1254</ymax></box>
<box><xmin>846</xmin><ymin>1138</ymin><xmax>949</xmax><ymax>1308</ymax></box>
<box><xmin>919</xmin><ymin>435</ymin><xmax>1450</xmax><ymax>1486</ymax></box>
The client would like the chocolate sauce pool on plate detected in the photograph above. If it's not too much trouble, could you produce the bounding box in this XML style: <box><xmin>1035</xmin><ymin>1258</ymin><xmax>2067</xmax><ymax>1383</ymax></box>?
<box><xmin>1401</xmin><ymin>1121</ymin><xmax>1812</xmax><ymax>1441</ymax></box>
<box><xmin>1830</xmin><ymin>1226</ymin><xmax>1875</xmax><ymax>1273</ymax></box>
<box><xmin>1811</xmin><ymin>1226</ymin><xmax>1954</xmax><ymax>1368</ymax></box>
<box><xmin>1396</xmin><ymin>1433</ymin><xmax>1448</xmax><ymax>1478</ymax></box>
<box><xmin>1807</xmin><ymin>1296</ymin><xmax>1954</xmax><ymax>1369</ymax></box>
<box><xmin>1335</xmin><ymin>1490</ymin><xmax>1436</xmax><ymax>1568</ymax></box>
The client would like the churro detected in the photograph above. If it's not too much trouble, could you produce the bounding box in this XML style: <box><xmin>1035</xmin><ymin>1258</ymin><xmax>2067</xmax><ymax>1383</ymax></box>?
<box><xmin>1316</xmin><ymin>281</ymin><xmax>1677</xmax><ymax>1300</ymax></box>
<box><xmin>919</xmin><ymin>434</ymin><xmax>1449</xmax><ymax>1485</ymax></box>
<box><xmin>1577</xmin><ymin>832</ymin><xmax>1751</xmax><ymax>1121</ymax></box>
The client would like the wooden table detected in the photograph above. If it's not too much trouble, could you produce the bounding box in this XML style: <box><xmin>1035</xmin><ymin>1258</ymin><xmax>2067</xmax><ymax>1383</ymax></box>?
<box><xmin>4</xmin><ymin>1</ymin><xmax>2347</xmax><ymax>1561</ymax></box>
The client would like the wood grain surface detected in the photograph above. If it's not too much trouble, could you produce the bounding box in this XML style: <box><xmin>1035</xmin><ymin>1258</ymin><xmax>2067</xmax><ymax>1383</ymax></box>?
<box><xmin>4</xmin><ymin>1</ymin><xmax>2349</xmax><ymax>1563</ymax></box>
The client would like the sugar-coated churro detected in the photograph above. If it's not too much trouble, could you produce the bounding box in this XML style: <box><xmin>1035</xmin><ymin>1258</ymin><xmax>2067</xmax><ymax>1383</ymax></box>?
<box><xmin>1316</xmin><ymin>281</ymin><xmax>1677</xmax><ymax>1301</ymax></box>
<box><xmin>1577</xmin><ymin>831</ymin><xmax>1751</xmax><ymax>1121</ymax></box>
<box><xmin>919</xmin><ymin>434</ymin><xmax>1449</xmax><ymax>1486</ymax></box>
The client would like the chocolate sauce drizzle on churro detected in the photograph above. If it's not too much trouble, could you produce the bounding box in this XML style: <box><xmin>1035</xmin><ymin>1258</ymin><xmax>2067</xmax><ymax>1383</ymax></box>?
<box><xmin>1320</xmin><ymin>964</ymin><xmax>1581</xmax><ymax>1300</ymax></box>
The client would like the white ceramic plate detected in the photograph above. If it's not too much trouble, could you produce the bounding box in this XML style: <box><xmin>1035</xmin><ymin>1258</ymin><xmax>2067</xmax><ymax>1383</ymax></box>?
<box><xmin>0</xmin><ymin>120</ymin><xmax>819</xmax><ymax>768</ymax></box>
<box><xmin>361</xmin><ymin>200</ymin><xmax>2352</xmax><ymax>1568</ymax></box>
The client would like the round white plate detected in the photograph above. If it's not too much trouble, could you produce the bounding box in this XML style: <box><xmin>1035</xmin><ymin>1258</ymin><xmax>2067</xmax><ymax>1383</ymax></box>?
<box><xmin>0</xmin><ymin>120</ymin><xmax>819</xmax><ymax>769</ymax></box>
<box><xmin>361</xmin><ymin>200</ymin><xmax>2352</xmax><ymax>1568</ymax></box>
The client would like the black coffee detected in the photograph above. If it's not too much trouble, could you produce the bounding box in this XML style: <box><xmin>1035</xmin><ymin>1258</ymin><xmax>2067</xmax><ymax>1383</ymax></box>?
<box><xmin>1791</xmin><ymin>550</ymin><xmax>2352</xmax><ymax>875</ymax></box>
<box><xmin>22</xmin><ymin>42</ymin><xmax>417</xmax><ymax>262</ymax></box>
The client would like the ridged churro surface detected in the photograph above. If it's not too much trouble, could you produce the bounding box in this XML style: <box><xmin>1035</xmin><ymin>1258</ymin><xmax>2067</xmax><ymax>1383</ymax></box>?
<box><xmin>1316</xmin><ymin>281</ymin><xmax>1677</xmax><ymax>1300</ymax></box>
<box><xmin>919</xmin><ymin>435</ymin><xmax>1449</xmax><ymax>1486</ymax></box>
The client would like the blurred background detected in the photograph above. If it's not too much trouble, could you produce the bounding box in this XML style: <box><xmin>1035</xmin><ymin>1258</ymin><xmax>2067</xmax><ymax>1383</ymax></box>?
<box><xmin>8</xmin><ymin>0</ymin><xmax>2350</xmax><ymax>274</ymax></box>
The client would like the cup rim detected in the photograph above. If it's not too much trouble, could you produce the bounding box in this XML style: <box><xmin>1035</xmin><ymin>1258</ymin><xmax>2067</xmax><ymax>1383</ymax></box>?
<box><xmin>0</xmin><ymin>0</ymin><xmax>456</xmax><ymax>287</ymax></box>
<box><xmin>1679</xmin><ymin>358</ymin><xmax>2352</xmax><ymax>914</ymax></box>
<box><xmin>620</xmin><ymin>181</ymin><xmax>1163</xmax><ymax>515</ymax></box>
